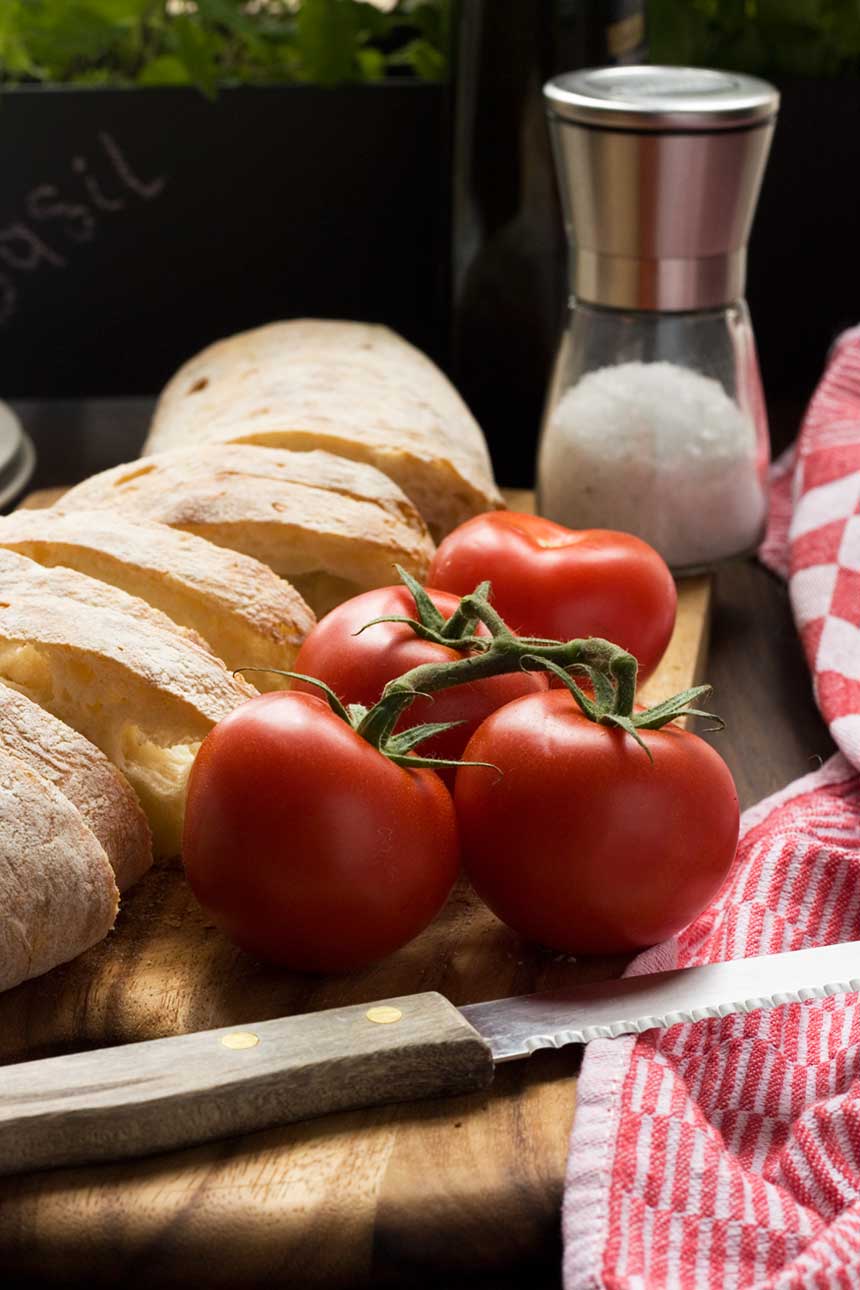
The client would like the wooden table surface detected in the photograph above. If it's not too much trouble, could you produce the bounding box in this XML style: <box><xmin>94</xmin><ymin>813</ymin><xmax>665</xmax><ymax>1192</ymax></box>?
<box><xmin>0</xmin><ymin>399</ymin><xmax>836</xmax><ymax>1290</ymax></box>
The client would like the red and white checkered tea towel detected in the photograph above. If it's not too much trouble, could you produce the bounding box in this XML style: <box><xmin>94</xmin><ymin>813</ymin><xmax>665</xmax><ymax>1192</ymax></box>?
<box><xmin>563</xmin><ymin>327</ymin><xmax>860</xmax><ymax>1289</ymax></box>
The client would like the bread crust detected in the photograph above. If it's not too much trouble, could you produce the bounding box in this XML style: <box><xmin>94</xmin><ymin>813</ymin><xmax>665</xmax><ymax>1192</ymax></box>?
<box><xmin>0</xmin><ymin>550</ymin><xmax>256</xmax><ymax>856</ymax></box>
<box><xmin>141</xmin><ymin>320</ymin><xmax>504</xmax><ymax>539</ymax></box>
<box><xmin>56</xmin><ymin>445</ymin><xmax>436</xmax><ymax>617</ymax></box>
<box><xmin>0</xmin><ymin>509</ymin><xmax>316</xmax><ymax>693</ymax></box>
<box><xmin>0</xmin><ymin>747</ymin><xmax>118</xmax><ymax>993</ymax></box>
<box><xmin>0</xmin><ymin>683</ymin><xmax>152</xmax><ymax>892</ymax></box>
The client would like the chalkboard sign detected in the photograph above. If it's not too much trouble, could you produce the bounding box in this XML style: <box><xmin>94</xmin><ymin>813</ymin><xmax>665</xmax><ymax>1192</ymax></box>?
<box><xmin>0</xmin><ymin>84</ymin><xmax>449</xmax><ymax>398</ymax></box>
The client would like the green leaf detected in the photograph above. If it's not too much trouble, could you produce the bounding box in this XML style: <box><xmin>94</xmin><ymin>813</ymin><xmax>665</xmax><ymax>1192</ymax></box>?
<box><xmin>569</xmin><ymin>665</ymin><xmax>616</xmax><ymax>715</ymax></box>
<box><xmin>386</xmin><ymin>750</ymin><xmax>497</xmax><ymax>772</ymax></box>
<box><xmin>387</xmin><ymin>719</ymin><xmax>464</xmax><ymax>755</ymax></box>
<box><xmin>0</xmin><ymin>2</ymin><xmax>36</xmax><ymax>77</ymax></box>
<box><xmin>356</xmin><ymin>45</ymin><xmax>384</xmax><ymax>80</ymax></box>
<box><xmin>12</xmin><ymin>2</ymin><xmax>118</xmax><ymax>78</ymax></box>
<box><xmin>523</xmin><ymin>656</ymin><xmax>599</xmax><ymax>721</ymax></box>
<box><xmin>396</xmin><ymin>564</ymin><xmax>447</xmax><ymax>632</ymax></box>
<box><xmin>352</xmin><ymin>613</ymin><xmax>440</xmax><ymax>642</ymax></box>
<box><xmin>295</xmin><ymin>0</ymin><xmax>363</xmax><ymax>85</ymax></box>
<box><xmin>0</xmin><ymin>0</ymin><xmax>452</xmax><ymax>87</ymax></box>
<box><xmin>137</xmin><ymin>53</ymin><xmax>192</xmax><ymax>86</ymax></box>
<box><xmin>405</xmin><ymin>0</ymin><xmax>451</xmax><ymax>52</ymax></box>
<box><xmin>194</xmin><ymin>0</ymin><xmax>257</xmax><ymax>36</ymax></box>
<box><xmin>84</xmin><ymin>0</ymin><xmax>151</xmax><ymax>20</ymax></box>
<box><xmin>602</xmin><ymin>714</ymin><xmax>653</xmax><ymax>761</ymax></box>
<box><xmin>629</xmin><ymin>685</ymin><xmax>714</xmax><ymax>728</ymax></box>
<box><xmin>234</xmin><ymin>667</ymin><xmax>353</xmax><ymax>723</ymax></box>
<box><xmin>649</xmin><ymin>0</ymin><xmax>860</xmax><ymax>76</ymax></box>
<box><xmin>388</xmin><ymin>36</ymin><xmax>445</xmax><ymax>80</ymax></box>
<box><xmin>172</xmin><ymin>15</ymin><xmax>219</xmax><ymax>99</ymax></box>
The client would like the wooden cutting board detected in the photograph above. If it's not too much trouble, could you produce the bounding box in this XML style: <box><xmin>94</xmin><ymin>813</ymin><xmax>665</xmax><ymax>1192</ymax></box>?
<box><xmin>0</xmin><ymin>488</ymin><xmax>711</xmax><ymax>1289</ymax></box>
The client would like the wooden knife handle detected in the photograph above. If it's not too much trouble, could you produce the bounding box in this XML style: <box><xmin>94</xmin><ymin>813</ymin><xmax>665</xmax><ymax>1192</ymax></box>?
<box><xmin>0</xmin><ymin>992</ymin><xmax>493</xmax><ymax>1176</ymax></box>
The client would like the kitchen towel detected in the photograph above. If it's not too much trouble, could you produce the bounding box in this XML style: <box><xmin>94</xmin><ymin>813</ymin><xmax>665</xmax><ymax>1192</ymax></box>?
<box><xmin>564</xmin><ymin>327</ymin><xmax>860</xmax><ymax>1289</ymax></box>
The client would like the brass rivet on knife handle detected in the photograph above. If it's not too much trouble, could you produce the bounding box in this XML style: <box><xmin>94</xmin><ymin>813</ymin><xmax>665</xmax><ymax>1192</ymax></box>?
<box><xmin>366</xmin><ymin>1006</ymin><xmax>402</xmax><ymax>1025</ymax></box>
<box><xmin>220</xmin><ymin>1032</ymin><xmax>260</xmax><ymax>1050</ymax></box>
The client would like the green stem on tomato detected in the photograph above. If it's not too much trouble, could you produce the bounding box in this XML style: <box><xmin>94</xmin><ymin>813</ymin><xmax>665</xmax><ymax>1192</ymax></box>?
<box><xmin>354</xmin><ymin>571</ymin><xmax>720</xmax><ymax>760</ymax></box>
<box><xmin>246</xmin><ymin>572</ymin><xmax>721</xmax><ymax>768</ymax></box>
<box><xmin>355</xmin><ymin>630</ymin><xmax>638</xmax><ymax>749</ymax></box>
<box><xmin>438</xmin><ymin>578</ymin><xmax>491</xmax><ymax>641</ymax></box>
<box><xmin>441</xmin><ymin>584</ymin><xmax>511</xmax><ymax>642</ymax></box>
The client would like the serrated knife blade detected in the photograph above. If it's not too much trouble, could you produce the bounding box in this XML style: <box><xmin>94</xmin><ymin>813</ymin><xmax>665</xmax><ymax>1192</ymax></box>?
<box><xmin>2</xmin><ymin>941</ymin><xmax>859</xmax><ymax>1177</ymax></box>
<box><xmin>461</xmin><ymin>940</ymin><xmax>860</xmax><ymax>1061</ymax></box>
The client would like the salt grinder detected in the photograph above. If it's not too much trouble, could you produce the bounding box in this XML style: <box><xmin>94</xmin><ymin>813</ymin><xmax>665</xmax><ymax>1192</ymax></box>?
<box><xmin>537</xmin><ymin>66</ymin><xmax>780</xmax><ymax>571</ymax></box>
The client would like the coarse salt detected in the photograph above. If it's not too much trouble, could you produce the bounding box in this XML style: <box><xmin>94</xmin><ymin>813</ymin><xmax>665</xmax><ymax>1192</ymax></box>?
<box><xmin>537</xmin><ymin>361</ymin><xmax>767</xmax><ymax>569</ymax></box>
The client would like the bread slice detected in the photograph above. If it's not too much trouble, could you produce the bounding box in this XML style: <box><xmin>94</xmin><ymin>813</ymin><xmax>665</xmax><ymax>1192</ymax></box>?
<box><xmin>141</xmin><ymin>320</ymin><xmax>504</xmax><ymax>540</ymax></box>
<box><xmin>0</xmin><ymin>550</ymin><xmax>257</xmax><ymax>857</ymax></box>
<box><xmin>0</xmin><ymin>747</ymin><xmax>118</xmax><ymax>993</ymax></box>
<box><xmin>0</xmin><ymin>509</ymin><xmax>315</xmax><ymax>694</ymax></box>
<box><xmin>56</xmin><ymin>445</ymin><xmax>436</xmax><ymax>617</ymax></box>
<box><xmin>0</xmin><ymin>682</ymin><xmax>152</xmax><ymax>892</ymax></box>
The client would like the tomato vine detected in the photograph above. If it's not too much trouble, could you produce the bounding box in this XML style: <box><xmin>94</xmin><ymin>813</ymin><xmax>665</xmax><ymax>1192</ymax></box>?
<box><xmin>243</xmin><ymin>568</ymin><xmax>720</xmax><ymax>767</ymax></box>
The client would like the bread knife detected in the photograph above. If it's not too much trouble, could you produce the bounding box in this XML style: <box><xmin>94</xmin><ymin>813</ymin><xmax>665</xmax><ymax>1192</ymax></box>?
<box><xmin>1</xmin><ymin>939</ymin><xmax>858</xmax><ymax>1177</ymax></box>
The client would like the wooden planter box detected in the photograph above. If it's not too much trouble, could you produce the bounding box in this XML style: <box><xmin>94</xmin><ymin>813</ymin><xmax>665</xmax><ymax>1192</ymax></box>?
<box><xmin>0</xmin><ymin>83</ymin><xmax>449</xmax><ymax>398</ymax></box>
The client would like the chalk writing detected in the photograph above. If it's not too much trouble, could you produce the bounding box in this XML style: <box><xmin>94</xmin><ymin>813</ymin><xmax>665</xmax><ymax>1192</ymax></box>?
<box><xmin>99</xmin><ymin>131</ymin><xmax>166</xmax><ymax>201</ymax></box>
<box><xmin>27</xmin><ymin>186</ymin><xmax>96</xmax><ymax>243</ymax></box>
<box><xmin>0</xmin><ymin>131</ymin><xmax>167</xmax><ymax>328</ymax></box>
<box><xmin>73</xmin><ymin>154</ymin><xmax>126</xmax><ymax>213</ymax></box>
<box><xmin>0</xmin><ymin>224</ymin><xmax>65</xmax><ymax>272</ymax></box>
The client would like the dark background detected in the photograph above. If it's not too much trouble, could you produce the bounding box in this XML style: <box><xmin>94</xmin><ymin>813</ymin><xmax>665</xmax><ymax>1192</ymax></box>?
<box><xmin>0</xmin><ymin>83</ymin><xmax>449</xmax><ymax>397</ymax></box>
<box><xmin>0</xmin><ymin>26</ymin><xmax>858</xmax><ymax>487</ymax></box>
<box><xmin>747</xmin><ymin>79</ymin><xmax>860</xmax><ymax>421</ymax></box>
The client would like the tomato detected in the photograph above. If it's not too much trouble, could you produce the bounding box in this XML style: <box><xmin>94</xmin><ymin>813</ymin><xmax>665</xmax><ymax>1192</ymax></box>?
<box><xmin>182</xmin><ymin>692</ymin><xmax>459</xmax><ymax>972</ymax></box>
<box><xmin>454</xmin><ymin>689</ymin><xmax>739</xmax><ymax>955</ymax></box>
<box><xmin>291</xmin><ymin>585</ymin><xmax>546</xmax><ymax>784</ymax></box>
<box><xmin>427</xmin><ymin>512</ymin><xmax>677</xmax><ymax>681</ymax></box>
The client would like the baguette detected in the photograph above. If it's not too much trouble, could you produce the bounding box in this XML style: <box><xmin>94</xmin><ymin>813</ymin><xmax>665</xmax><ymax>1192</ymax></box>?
<box><xmin>56</xmin><ymin>445</ymin><xmax>435</xmax><ymax>617</ymax></box>
<box><xmin>0</xmin><ymin>550</ymin><xmax>256</xmax><ymax>856</ymax></box>
<box><xmin>0</xmin><ymin>748</ymin><xmax>118</xmax><ymax>993</ymax></box>
<box><xmin>141</xmin><ymin>320</ymin><xmax>503</xmax><ymax>540</ymax></box>
<box><xmin>0</xmin><ymin>683</ymin><xmax>152</xmax><ymax>892</ymax></box>
<box><xmin>0</xmin><ymin>509</ymin><xmax>315</xmax><ymax>693</ymax></box>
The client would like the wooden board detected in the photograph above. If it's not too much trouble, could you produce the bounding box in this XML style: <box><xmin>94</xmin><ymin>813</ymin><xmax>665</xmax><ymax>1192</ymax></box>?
<box><xmin>0</xmin><ymin>488</ymin><xmax>711</xmax><ymax>1288</ymax></box>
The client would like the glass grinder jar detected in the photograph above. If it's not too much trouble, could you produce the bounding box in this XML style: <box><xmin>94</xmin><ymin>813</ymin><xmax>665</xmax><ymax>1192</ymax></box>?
<box><xmin>537</xmin><ymin>67</ymin><xmax>780</xmax><ymax>572</ymax></box>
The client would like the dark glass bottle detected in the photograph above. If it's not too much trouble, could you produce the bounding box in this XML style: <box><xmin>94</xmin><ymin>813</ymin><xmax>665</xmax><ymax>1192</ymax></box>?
<box><xmin>451</xmin><ymin>0</ymin><xmax>647</xmax><ymax>486</ymax></box>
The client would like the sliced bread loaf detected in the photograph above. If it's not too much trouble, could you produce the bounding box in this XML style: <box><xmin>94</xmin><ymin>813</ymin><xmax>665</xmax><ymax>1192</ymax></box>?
<box><xmin>0</xmin><ymin>748</ymin><xmax>119</xmax><ymax>993</ymax></box>
<box><xmin>56</xmin><ymin>445</ymin><xmax>435</xmax><ymax>617</ymax></box>
<box><xmin>141</xmin><ymin>320</ymin><xmax>503</xmax><ymax>540</ymax></box>
<box><xmin>0</xmin><ymin>683</ymin><xmax>152</xmax><ymax>891</ymax></box>
<box><xmin>0</xmin><ymin>550</ymin><xmax>256</xmax><ymax>857</ymax></box>
<box><xmin>0</xmin><ymin>509</ymin><xmax>315</xmax><ymax>693</ymax></box>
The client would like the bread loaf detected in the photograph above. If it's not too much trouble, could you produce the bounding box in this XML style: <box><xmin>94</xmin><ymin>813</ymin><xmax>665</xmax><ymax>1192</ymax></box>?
<box><xmin>0</xmin><ymin>509</ymin><xmax>315</xmax><ymax>693</ymax></box>
<box><xmin>0</xmin><ymin>748</ymin><xmax>118</xmax><ymax>993</ymax></box>
<box><xmin>0</xmin><ymin>683</ymin><xmax>152</xmax><ymax>892</ymax></box>
<box><xmin>0</xmin><ymin>550</ymin><xmax>256</xmax><ymax>856</ymax></box>
<box><xmin>141</xmin><ymin>320</ymin><xmax>503</xmax><ymax>540</ymax></box>
<box><xmin>56</xmin><ymin>445</ymin><xmax>435</xmax><ymax>617</ymax></box>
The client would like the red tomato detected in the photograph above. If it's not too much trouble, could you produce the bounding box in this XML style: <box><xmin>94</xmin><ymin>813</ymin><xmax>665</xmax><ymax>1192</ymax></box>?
<box><xmin>291</xmin><ymin>586</ymin><xmax>546</xmax><ymax>784</ymax></box>
<box><xmin>182</xmin><ymin>692</ymin><xmax>459</xmax><ymax>973</ymax></box>
<box><xmin>454</xmin><ymin>689</ymin><xmax>739</xmax><ymax>955</ymax></box>
<box><xmin>427</xmin><ymin>512</ymin><xmax>677</xmax><ymax>681</ymax></box>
